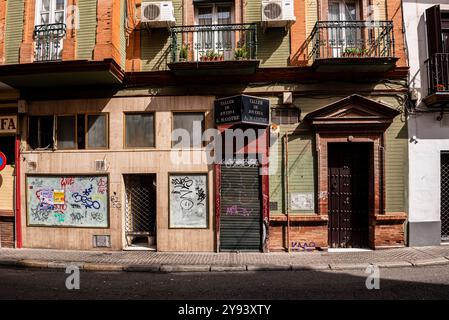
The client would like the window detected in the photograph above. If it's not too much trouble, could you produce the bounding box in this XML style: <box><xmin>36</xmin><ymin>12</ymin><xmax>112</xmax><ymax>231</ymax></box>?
<box><xmin>271</xmin><ymin>108</ymin><xmax>299</xmax><ymax>125</ymax></box>
<box><xmin>172</xmin><ymin>112</ymin><xmax>205</xmax><ymax>148</ymax></box>
<box><xmin>28</xmin><ymin>116</ymin><xmax>54</xmax><ymax>150</ymax></box>
<box><xmin>36</xmin><ymin>0</ymin><xmax>66</xmax><ymax>25</ymax></box>
<box><xmin>56</xmin><ymin>115</ymin><xmax>76</xmax><ymax>149</ymax></box>
<box><xmin>195</xmin><ymin>4</ymin><xmax>233</xmax><ymax>59</ymax></box>
<box><xmin>124</xmin><ymin>113</ymin><xmax>155</xmax><ymax>148</ymax></box>
<box><xmin>29</xmin><ymin>114</ymin><xmax>108</xmax><ymax>150</ymax></box>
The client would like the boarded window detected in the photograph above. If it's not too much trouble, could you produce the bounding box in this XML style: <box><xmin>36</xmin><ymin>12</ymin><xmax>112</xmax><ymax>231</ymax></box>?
<box><xmin>125</xmin><ymin>113</ymin><xmax>155</xmax><ymax>148</ymax></box>
<box><xmin>271</xmin><ymin>108</ymin><xmax>299</xmax><ymax>125</ymax></box>
<box><xmin>28</xmin><ymin>116</ymin><xmax>54</xmax><ymax>150</ymax></box>
<box><xmin>87</xmin><ymin>114</ymin><xmax>107</xmax><ymax>148</ymax></box>
<box><xmin>56</xmin><ymin>115</ymin><xmax>76</xmax><ymax>149</ymax></box>
<box><xmin>172</xmin><ymin>112</ymin><xmax>205</xmax><ymax>148</ymax></box>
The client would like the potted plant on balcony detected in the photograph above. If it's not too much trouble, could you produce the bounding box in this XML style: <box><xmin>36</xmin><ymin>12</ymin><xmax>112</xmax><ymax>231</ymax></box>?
<box><xmin>436</xmin><ymin>83</ymin><xmax>446</xmax><ymax>91</ymax></box>
<box><xmin>179</xmin><ymin>43</ymin><xmax>189</xmax><ymax>62</ymax></box>
<box><xmin>342</xmin><ymin>47</ymin><xmax>357</xmax><ymax>57</ymax></box>
<box><xmin>234</xmin><ymin>46</ymin><xmax>248</xmax><ymax>60</ymax></box>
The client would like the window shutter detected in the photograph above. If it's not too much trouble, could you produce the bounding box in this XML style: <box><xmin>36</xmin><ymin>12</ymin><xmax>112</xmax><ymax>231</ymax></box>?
<box><xmin>426</xmin><ymin>5</ymin><xmax>442</xmax><ymax>57</ymax></box>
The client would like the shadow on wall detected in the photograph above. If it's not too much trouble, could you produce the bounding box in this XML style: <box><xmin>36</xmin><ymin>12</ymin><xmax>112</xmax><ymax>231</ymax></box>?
<box><xmin>408</xmin><ymin>13</ymin><xmax>430</xmax><ymax>103</ymax></box>
<box><xmin>291</xmin><ymin>31</ymin><xmax>314</xmax><ymax>67</ymax></box>
<box><xmin>140</xmin><ymin>29</ymin><xmax>171</xmax><ymax>71</ymax></box>
<box><xmin>257</xmin><ymin>28</ymin><xmax>289</xmax><ymax>66</ymax></box>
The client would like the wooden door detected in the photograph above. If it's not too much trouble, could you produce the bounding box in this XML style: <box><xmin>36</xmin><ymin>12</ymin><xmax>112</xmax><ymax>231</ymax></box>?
<box><xmin>328</xmin><ymin>143</ymin><xmax>370</xmax><ymax>248</ymax></box>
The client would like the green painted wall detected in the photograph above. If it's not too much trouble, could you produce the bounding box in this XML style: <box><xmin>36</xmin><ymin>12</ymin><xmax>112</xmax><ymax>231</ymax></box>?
<box><xmin>269</xmin><ymin>130</ymin><xmax>316</xmax><ymax>215</ymax></box>
<box><xmin>384</xmin><ymin>106</ymin><xmax>408</xmax><ymax>213</ymax></box>
<box><xmin>4</xmin><ymin>0</ymin><xmax>25</xmax><ymax>64</ymax></box>
<box><xmin>140</xmin><ymin>0</ymin><xmax>181</xmax><ymax>71</ymax></box>
<box><xmin>245</xmin><ymin>0</ymin><xmax>290</xmax><ymax>67</ymax></box>
<box><xmin>77</xmin><ymin>0</ymin><xmax>97</xmax><ymax>60</ymax></box>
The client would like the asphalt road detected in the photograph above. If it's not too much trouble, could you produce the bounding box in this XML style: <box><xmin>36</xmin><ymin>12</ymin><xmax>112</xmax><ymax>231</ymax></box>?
<box><xmin>0</xmin><ymin>265</ymin><xmax>449</xmax><ymax>300</ymax></box>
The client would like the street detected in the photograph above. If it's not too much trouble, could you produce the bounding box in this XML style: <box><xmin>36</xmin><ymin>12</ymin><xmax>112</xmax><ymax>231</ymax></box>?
<box><xmin>1</xmin><ymin>265</ymin><xmax>449</xmax><ymax>300</ymax></box>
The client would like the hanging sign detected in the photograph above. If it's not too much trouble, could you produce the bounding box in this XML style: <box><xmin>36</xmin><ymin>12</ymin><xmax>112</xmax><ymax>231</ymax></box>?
<box><xmin>0</xmin><ymin>152</ymin><xmax>6</xmax><ymax>171</ymax></box>
<box><xmin>214</xmin><ymin>95</ymin><xmax>269</xmax><ymax>126</ymax></box>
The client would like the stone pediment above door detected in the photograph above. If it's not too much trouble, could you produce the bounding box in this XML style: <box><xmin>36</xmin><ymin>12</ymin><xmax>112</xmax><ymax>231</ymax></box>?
<box><xmin>304</xmin><ymin>94</ymin><xmax>400</xmax><ymax>131</ymax></box>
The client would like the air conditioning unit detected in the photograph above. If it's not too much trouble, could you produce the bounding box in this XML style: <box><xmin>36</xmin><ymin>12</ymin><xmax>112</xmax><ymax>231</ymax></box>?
<box><xmin>141</xmin><ymin>1</ymin><xmax>175</xmax><ymax>28</ymax></box>
<box><xmin>261</xmin><ymin>0</ymin><xmax>296</xmax><ymax>28</ymax></box>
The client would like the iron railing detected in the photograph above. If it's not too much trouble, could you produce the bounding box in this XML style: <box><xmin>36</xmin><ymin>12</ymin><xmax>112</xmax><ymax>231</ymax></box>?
<box><xmin>426</xmin><ymin>53</ymin><xmax>449</xmax><ymax>95</ymax></box>
<box><xmin>33</xmin><ymin>23</ymin><xmax>67</xmax><ymax>62</ymax></box>
<box><xmin>441</xmin><ymin>152</ymin><xmax>449</xmax><ymax>242</ymax></box>
<box><xmin>309</xmin><ymin>20</ymin><xmax>395</xmax><ymax>61</ymax></box>
<box><xmin>169</xmin><ymin>23</ymin><xmax>257</xmax><ymax>63</ymax></box>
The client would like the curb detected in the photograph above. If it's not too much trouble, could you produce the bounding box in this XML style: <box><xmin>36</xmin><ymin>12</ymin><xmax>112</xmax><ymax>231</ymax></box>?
<box><xmin>0</xmin><ymin>258</ymin><xmax>448</xmax><ymax>273</ymax></box>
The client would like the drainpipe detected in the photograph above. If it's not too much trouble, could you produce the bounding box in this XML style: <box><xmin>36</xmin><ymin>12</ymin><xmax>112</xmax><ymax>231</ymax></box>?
<box><xmin>284</xmin><ymin>134</ymin><xmax>290</xmax><ymax>252</ymax></box>
<box><xmin>15</xmin><ymin>134</ymin><xmax>22</xmax><ymax>248</ymax></box>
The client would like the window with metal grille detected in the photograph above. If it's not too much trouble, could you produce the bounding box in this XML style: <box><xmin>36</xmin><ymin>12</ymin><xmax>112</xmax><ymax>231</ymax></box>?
<box><xmin>441</xmin><ymin>151</ymin><xmax>449</xmax><ymax>241</ymax></box>
<box><xmin>271</xmin><ymin>108</ymin><xmax>299</xmax><ymax>125</ymax></box>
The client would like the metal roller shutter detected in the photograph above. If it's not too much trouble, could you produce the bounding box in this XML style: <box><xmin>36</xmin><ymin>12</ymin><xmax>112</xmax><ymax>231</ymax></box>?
<box><xmin>220</xmin><ymin>166</ymin><xmax>262</xmax><ymax>251</ymax></box>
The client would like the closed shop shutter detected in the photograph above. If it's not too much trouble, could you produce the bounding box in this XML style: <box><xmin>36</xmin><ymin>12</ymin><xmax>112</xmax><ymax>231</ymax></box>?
<box><xmin>0</xmin><ymin>217</ymin><xmax>14</xmax><ymax>248</ymax></box>
<box><xmin>220</xmin><ymin>166</ymin><xmax>261</xmax><ymax>251</ymax></box>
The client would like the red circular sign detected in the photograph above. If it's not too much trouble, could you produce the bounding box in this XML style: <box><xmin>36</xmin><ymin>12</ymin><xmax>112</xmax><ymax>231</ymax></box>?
<box><xmin>0</xmin><ymin>152</ymin><xmax>7</xmax><ymax>171</ymax></box>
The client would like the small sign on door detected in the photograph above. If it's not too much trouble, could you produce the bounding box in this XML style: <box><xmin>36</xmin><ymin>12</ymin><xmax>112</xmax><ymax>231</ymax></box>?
<box><xmin>290</xmin><ymin>192</ymin><xmax>314</xmax><ymax>211</ymax></box>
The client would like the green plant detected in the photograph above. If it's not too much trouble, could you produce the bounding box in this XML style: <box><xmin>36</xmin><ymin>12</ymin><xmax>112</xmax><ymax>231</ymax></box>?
<box><xmin>234</xmin><ymin>46</ymin><xmax>248</xmax><ymax>60</ymax></box>
<box><xmin>179</xmin><ymin>43</ymin><xmax>189</xmax><ymax>61</ymax></box>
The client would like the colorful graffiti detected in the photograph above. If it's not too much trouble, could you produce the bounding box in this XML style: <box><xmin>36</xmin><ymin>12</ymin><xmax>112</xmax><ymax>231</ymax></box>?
<box><xmin>27</xmin><ymin>176</ymin><xmax>108</xmax><ymax>227</ymax></box>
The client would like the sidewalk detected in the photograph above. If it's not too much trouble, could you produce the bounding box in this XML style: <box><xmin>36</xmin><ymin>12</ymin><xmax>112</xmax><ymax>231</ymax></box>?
<box><xmin>1</xmin><ymin>246</ymin><xmax>449</xmax><ymax>273</ymax></box>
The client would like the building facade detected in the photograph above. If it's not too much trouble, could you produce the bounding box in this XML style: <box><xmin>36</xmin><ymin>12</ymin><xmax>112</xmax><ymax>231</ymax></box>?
<box><xmin>0</xmin><ymin>0</ymin><xmax>408</xmax><ymax>251</ymax></box>
<box><xmin>404</xmin><ymin>1</ymin><xmax>449</xmax><ymax>246</ymax></box>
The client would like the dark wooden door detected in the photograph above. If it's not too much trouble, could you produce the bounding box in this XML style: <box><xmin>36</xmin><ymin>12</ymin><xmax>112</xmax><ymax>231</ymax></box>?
<box><xmin>328</xmin><ymin>143</ymin><xmax>370</xmax><ymax>248</ymax></box>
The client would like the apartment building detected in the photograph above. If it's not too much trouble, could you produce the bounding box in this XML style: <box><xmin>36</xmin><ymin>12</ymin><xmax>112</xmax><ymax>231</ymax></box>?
<box><xmin>0</xmin><ymin>0</ymin><xmax>408</xmax><ymax>251</ymax></box>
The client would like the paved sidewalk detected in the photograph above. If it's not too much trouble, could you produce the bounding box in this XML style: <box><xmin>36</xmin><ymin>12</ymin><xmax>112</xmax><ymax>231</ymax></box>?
<box><xmin>1</xmin><ymin>246</ymin><xmax>449</xmax><ymax>273</ymax></box>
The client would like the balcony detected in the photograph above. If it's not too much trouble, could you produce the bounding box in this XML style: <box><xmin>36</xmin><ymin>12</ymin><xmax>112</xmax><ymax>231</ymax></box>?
<box><xmin>309</xmin><ymin>21</ymin><xmax>397</xmax><ymax>72</ymax></box>
<box><xmin>424</xmin><ymin>53</ymin><xmax>449</xmax><ymax>108</ymax></box>
<box><xmin>167</xmin><ymin>23</ymin><xmax>260</xmax><ymax>76</ymax></box>
<box><xmin>33</xmin><ymin>23</ymin><xmax>67</xmax><ymax>62</ymax></box>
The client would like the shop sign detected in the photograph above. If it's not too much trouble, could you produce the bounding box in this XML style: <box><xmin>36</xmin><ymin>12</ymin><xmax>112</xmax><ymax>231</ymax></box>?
<box><xmin>0</xmin><ymin>115</ymin><xmax>17</xmax><ymax>134</ymax></box>
<box><xmin>214</xmin><ymin>95</ymin><xmax>269</xmax><ymax>126</ymax></box>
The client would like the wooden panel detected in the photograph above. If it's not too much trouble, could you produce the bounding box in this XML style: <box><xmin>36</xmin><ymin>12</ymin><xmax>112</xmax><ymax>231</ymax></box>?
<box><xmin>0</xmin><ymin>165</ymin><xmax>14</xmax><ymax>211</ymax></box>
<box><xmin>120</xmin><ymin>0</ymin><xmax>126</xmax><ymax>68</ymax></box>
<box><xmin>4</xmin><ymin>0</ymin><xmax>25</xmax><ymax>64</ymax></box>
<box><xmin>77</xmin><ymin>0</ymin><xmax>98</xmax><ymax>60</ymax></box>
<box><xmin>385</xmin><ymin>116</ymin><xmax>407</xmax><ymax>213</ymax></box>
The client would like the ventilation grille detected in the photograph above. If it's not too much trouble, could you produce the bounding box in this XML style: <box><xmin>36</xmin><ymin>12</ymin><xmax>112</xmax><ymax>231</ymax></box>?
<box><xmin>95</xmin><ymin>160</ymin><xmax>106</xmax><ymax>172</ymax></box>
<box><xmin>93</xmin><ymin>235</ymin><xmax>111</xmax><ymax>248</ymax></box>
<box><xmin>143</xmin><ymin>4</ymin><xmax>161</xmax><ymax>21</ymax></box>
<box><xmin>263</xmin><ymin>2</ymin><xmax>282</xmax><ymax>20</ymax></box>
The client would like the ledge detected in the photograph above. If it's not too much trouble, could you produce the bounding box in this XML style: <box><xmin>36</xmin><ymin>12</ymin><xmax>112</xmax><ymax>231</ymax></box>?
<box><xmin>422</xmin><ymin>92</ymin><xmax>449</xmax><ymax>108</ymax></box>
<box><xmin>0</xmin><ymin>59</ymin><xmax>124</xmax><ymax>89</ymax></box>
<box><xmin>167</xmin><ymin>60</ymin><xmax>260</xmax><ymax>76</ymax></box>
<box><xmin>312</xmin><ymin>57</ymin><xmax>399</xmax><ymax>73</ymax></box>
<box><xmin>374</xmin><ymin>212</ymin><xmax>407</xmax><ymax>223</ymax></box>
<box><xmin>270</xmin><ymin>214</ymin><xmax>328</xmax><ymax>222</ymax></box>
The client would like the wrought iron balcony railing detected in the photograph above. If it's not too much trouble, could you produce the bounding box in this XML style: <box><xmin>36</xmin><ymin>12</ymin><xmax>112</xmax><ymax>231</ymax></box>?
<box><xmin>426</xmin><ymin>53</ymin><xmax>449</xmax><ymax>95</ymax></box>
<box><xmin>309</xmin><ymin>21</ymin><xmax>395</xmax><ymax>61</ymax></box>
<box><xmin>169</xmin><ymin>23</ymin><xmax>257</xmax><ymax>63</ymax></box>
<box><xmin>33</xmin><ymin>23</ymin><xmax>67</xmax><ymax>62</ymax></box>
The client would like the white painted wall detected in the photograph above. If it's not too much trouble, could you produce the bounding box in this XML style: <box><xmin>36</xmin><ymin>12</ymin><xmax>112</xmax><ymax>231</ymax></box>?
<box><xmin>404</xmin><ymin>0</ymin><xmax>449</xmax><ymax>223</ymax></box>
